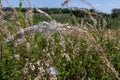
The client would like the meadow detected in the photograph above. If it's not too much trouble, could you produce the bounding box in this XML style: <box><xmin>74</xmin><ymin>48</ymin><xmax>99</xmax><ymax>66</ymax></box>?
<box><xmin>33</xmin><ymin>13</ymin><xmax>120</xmax><ymax>29</ymax></box>
<box><xmin>0</xmin><ymin>2</ymin><xmax>120</xmax><ymax>80</ymax></box>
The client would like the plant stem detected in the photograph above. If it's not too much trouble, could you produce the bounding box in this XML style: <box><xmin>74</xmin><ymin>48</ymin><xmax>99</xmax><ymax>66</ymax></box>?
<box><xmin>0</xmin><ymin>42</ymin><xmax>2</xmax><ymax>79</ymax></box>
<box><xmin>0</xmin><ymin>0</ymin><xmax>2</xmax><ymax>78</ymax></box>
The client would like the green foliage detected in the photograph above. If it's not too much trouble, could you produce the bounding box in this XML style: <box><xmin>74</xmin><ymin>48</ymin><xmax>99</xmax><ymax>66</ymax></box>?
<box><xmin>1</xmin><ymin>30</ymin><xmax>120</xmax><ymax>79</ymax></box>
<box><xmin>33</xmin><ymin>13</ymin><xmax>120</xmax><ymax>29</ymax></box>
<box><xmin>1</xmin><ymin>43</ymin><xmax>21</xmax><ymax>80</ymax></box>
<box><xmin>18</xmin><ymin>2</ymin><xmax>25</xmax><ymax>27</ymax></box>
<box><xmin>33</xmin><ymin>13</ymin><xmax>49</xmax><ymax>24</ymax></box>
<box><xmin>112</xmin><ymin>8</ymin><xmax>120</xmax><ymax>18</ymax></box>
<box><xmin>107</xmin><ymin>18</ymin><xmax>120</xmax><ymax>29</ymax></box>
<box><xmin>19</xmin><ymin>2</ymin><xmax>23</xmax><ymax>12</ymax></box>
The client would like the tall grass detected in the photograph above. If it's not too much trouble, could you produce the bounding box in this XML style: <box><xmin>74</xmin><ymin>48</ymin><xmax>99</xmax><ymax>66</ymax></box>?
<box><xmin>0</xmin><ymin>0</ymin><xmax>120</xmax><ymax>80</ymax></box>
<box><xmin>1</xmin><ymin>28</ymin><xmax>120</xmax><ymax>80</ymax></box>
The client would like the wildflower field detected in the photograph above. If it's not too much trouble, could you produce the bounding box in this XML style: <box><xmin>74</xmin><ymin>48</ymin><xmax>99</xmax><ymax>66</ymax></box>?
<box><xmin>0</xmin><ymin>0</ymin><xmax>120</xmax><ymax>80</ymax></box>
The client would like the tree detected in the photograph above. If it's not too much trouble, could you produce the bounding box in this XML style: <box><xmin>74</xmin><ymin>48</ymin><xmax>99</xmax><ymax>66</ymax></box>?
<box><xmin>112</xmin><ymin>8</ymin><xmax>120</xmax><ymax>18</ymax></box>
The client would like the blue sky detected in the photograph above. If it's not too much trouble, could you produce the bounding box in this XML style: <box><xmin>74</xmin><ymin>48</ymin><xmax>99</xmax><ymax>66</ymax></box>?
<box><xmin>2</xmin><ymin>0</ymin><xmax>120</xmax><ymax>13</ymax></box>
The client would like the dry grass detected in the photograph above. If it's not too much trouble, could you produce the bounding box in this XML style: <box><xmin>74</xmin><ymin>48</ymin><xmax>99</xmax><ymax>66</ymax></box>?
<box><xmin>0</xmin><ymin>0</ymin><xmax>120</xmax><ymax>80</ymax></box>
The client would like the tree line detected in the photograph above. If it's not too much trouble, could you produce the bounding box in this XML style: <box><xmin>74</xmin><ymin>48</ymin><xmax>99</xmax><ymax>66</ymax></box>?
<box><xmin>2</xmin><ymin>7</ymin><xmax>120</xmax><ymax>18</ymax></box>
